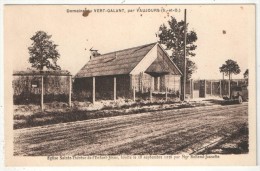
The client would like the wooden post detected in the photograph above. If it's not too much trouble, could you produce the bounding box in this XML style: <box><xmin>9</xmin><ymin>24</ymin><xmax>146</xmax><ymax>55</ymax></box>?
<box><xmin>237</xmin><ymin>81</ymin><xmax>239</xmax><ymax>86</ymax></box>
<box><xmin>69</xmin><ymin>75</ymin><xmax>72</xmax><ymax>107</ymax></box>
<box><xmin>133</xmin><ymin>86</ymin><xmax>136</xmax><ymax>102</ymax></box>
<box><xmin>150</xmin><ymin>88</ymin><xmax>152</xmax><ymax>102</ymax></box>
<box><xmin>157</xmin><ymin>77</ymin><xmax>160</xmax><ymax>91</ymax></box>
<box><xmin>114</xmin><ymin>76</ymin><xmax>116</xmax><ymax>101</ymax></box>
<box><xmin>173</xmin><ymin>76</ymin><xmax>176</xmax><ymax>92</ymax></box>
<box><xmin>190</xmin><ymin>79</ymin><xmax>193</xmax><ymax>99</ymax></box>
<box><xmin>165</xmin><ymin>87</ymin><xmax>168</xmax><ymax>101</ymax></box>
<box><xmin>179</xmin><ymin>76</ymin><xmax>181</xmax><ymax>99</ymax></box>
<box><xmin>132</xmin><ymin>75</ymin><xmax>136</xmax><ymax>101</ymax></box>
<box><xmin>165</xmin><ymin>75</ymin><xmax>168</xmax><ymax>101</ymax></box>
<box><xmin>92</xmin><ymin>77</ymin><xmax>95</xmax><ymax>103</ymax></box>
<box><xmin>228</xmin><ymin>79</ymin><xmax>231</xmax><ymax>98</ymax></box>
<box><xmin>41</xmin><ymin>75</ymin><xmax>44</xmax><ymax>111</ymax></box>
<box><xmin>141</xmin><ymin>72</ymin><xmax>144</xmax><ymax>93</ymax></box>
<box><xmin>204</xmin><ymin>80</ymin><xmax>207</xmax><ymax>98</ymax></box>
<box><xmin>210</xmin><ymin>81</ymin><xmax>213</xmax><ymax>96</ymax></box>
<box><xmin>150</xmin><ymin>77</ymin><xmax>154</xmax><ymax>102</ymax></box>
<box><xmin>219</xmin><ymin>80</ymin><xmax>222</xmax><ymax>97</ymax></box>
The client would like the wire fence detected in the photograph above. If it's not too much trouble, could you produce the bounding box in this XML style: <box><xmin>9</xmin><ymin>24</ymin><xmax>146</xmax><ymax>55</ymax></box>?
<box><xmin>185</xmin><ymin>79</ymin><xmax>248</xmax><ymax>98</ymax></box>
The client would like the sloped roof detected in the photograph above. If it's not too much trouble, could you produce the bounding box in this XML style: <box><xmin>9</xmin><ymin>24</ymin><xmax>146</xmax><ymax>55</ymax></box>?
<box><xmin>75</xmin><ymin>43</ymin><xmax>157</xmax><ymax>78</ymax></box>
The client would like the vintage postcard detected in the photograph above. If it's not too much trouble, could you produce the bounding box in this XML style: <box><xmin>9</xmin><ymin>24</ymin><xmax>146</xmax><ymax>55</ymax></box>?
<box><xmin>4</xmin><ymin>4</ymin><xmax>256</xmax><ymax>166</ymax></box>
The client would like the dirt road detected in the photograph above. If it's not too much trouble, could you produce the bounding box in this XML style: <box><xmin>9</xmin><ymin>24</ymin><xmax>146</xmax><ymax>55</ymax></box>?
<box><xmin>14</xmin><ymin>103</ymin><xmax>248</xmax><ymax>156</ymax></box>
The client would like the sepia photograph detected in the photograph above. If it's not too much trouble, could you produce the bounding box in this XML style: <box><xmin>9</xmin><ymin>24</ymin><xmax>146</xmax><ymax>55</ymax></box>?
<box><xmin>3</xmin><ymin>4</ymin><xmax>256</xmax><ymax>166</ymax></box>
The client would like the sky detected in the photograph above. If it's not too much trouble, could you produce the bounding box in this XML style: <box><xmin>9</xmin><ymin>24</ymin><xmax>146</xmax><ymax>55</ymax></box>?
<box><xmin>4</xmin><ymin>5</ymin><xmax>255</xmax><ymax>79</ymax></box>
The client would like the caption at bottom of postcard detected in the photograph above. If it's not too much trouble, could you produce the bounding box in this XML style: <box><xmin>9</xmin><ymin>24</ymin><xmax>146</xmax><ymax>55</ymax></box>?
<box><xmin>47</xmin><ymin>154</ymin><xmax>220</xmax><ymax>161</ymax></box>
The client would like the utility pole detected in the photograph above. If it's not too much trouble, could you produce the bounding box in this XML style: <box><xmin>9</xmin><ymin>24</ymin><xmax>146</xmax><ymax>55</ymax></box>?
<box><xmin>182</xmin><ymin>9</ymin><xmax>187</xmax><ymax>101</ymax></box>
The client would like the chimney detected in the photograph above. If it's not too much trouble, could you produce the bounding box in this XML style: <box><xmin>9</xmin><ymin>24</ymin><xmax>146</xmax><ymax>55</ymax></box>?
<box><xmin>89</xmin><ymin>48</ymin><xmax>100</xmax><ymax>60</ymax></box>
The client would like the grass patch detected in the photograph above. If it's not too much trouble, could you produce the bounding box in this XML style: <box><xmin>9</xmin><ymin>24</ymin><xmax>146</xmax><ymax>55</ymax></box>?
<box><xmin>13</xmin><ymin>100</ymin><xmax>211</xmax><ymax>129</ymax></box>
<box><xmin>14</xmin><ymin>97</ymin><xmax>224</xmax><ymax>129</ymax></box>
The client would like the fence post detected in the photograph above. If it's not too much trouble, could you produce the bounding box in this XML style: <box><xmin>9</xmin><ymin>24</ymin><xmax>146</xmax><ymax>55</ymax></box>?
<box><xmin>41</xmin><ymin>75</ymin><xmax>44</xmax><ymax>111</ymax></box>
<box><xmin>114</xmin><ymin>76</ymin><xmax>116</xmax><ymax>101</ymax></box>
<box><xmin>189</xmin><ymin>79</ymin><xmax>192</xmax><ymax>99</ymax></box>
<box><xmin>69</xmin><ymin>75</ymin><xmax>72</xmax><ymax>107</ymax></box>
<box><xmin>210</xmin><ymin>80</ymin><xmax>213</xmax><ymax>96</ymax></box>
<box><xmin>228</xmin><ymin>79</ymin><xmax>231</xmax><ymax>98</ymax></box>
<box><xmin>204</xmin><ymin>80</ymin><xmax>207</xmax><ymax>98</ymax></box>
<box><xmin>219</xmin><ymin>80</ymin><xmax>222</xmax><ymax>97</ymax></box>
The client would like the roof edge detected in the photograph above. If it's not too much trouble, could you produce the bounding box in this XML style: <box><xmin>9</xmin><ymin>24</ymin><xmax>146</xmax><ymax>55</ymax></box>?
<box><xmin>13</xmin><ymin>70</ymin><xmax>72</xmax><ymax>76</ymax></box>
<box><xmin>88</xmin><ymin>42</ymin><xmax>157</xmax><ymax>61</ymax></box>
<box><xmin>129</xmin><ymin>42</ymin><xmax>158</xmax><ymax>75</ymax></box>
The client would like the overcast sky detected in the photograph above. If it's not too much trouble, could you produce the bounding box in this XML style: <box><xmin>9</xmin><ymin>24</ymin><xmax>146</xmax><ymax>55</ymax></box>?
<box><xmin>5</xmin><ymin>5</ymin><xmax>255</xmax><ymax>79</ymax></box>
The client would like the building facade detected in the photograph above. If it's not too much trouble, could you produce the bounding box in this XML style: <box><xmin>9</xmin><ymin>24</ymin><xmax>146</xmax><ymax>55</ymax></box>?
<box><xmin>74</xmin><ymin>43</ymin><xmax>182</xmax><ymax>102</ymax></box>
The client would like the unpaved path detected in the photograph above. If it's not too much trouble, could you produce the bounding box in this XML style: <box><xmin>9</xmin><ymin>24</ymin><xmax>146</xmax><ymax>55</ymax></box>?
<box><xmin>14</xmin><ymin>103</ymin><xmax>248</xmax><ymax>156</ymax></box>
